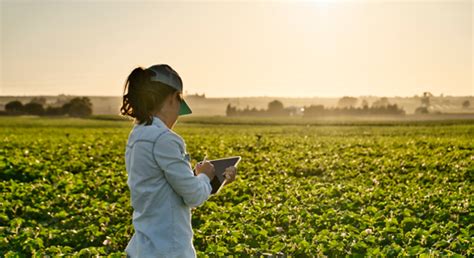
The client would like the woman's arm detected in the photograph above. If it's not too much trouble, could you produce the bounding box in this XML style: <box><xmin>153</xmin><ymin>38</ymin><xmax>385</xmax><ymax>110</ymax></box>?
<box><xmin>153</xmin><ymin>133</ymin><xmax>212</xmax><ymax>208</ymax></box>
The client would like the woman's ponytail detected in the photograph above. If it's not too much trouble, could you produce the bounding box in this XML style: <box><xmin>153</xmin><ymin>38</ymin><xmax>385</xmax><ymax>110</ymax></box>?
<box><xmin>121</xmin><ymin>67</ymin><xmax>151</xmax><ymax>124</ymax></box>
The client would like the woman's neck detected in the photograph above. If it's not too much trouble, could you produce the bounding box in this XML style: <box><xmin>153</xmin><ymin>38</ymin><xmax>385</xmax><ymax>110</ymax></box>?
<box><xmin>154</xmin><ymin>112</ymin><xmax>174</xmax><ymax>129</ymax></box>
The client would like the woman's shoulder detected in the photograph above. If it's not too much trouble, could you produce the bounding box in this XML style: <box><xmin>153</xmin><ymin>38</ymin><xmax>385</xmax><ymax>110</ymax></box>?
<box><xmin>156</xmin><ymin>129</ymin><xmax>185</xmax><ymax>146</ymax></box>
<box><xmin>128</xmin><ymin>123</ymin><xmax>172</xmax><ymax>144</ymax></box>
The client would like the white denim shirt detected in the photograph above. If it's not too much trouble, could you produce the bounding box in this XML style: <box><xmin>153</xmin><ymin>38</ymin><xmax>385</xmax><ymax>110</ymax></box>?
<box><xmin>125</xmin><ymin>116</ymin><xmax>212</xmax><ymax>258</ymax></box>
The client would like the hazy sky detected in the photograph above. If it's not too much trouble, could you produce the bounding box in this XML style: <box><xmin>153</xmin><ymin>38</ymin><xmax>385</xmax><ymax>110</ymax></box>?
<box><xmin>1</xmin><ymin>0</ymin><xmax>472</xmax><ymax>97</ymax></box>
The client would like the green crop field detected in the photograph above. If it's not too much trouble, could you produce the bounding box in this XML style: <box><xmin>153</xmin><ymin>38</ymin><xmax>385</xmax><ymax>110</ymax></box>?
<box><xmin>1</xmin><ymin>117</ymin><xmax>473</xmax><ymax>257</ymax></box>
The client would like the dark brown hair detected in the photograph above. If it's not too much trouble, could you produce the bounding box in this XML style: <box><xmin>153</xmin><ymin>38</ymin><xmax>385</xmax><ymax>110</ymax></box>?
<box><xmin>120</xmin><ymin>67</ymin><xmax>178</xmax><ymax>125</ymax></box>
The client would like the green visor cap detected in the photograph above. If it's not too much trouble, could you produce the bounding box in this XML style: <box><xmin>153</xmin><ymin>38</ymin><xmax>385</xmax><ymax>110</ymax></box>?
<box><xmin>179</xmin><ymin>99</ymin><xmax>192</xmax><ymax>116</ymax></box>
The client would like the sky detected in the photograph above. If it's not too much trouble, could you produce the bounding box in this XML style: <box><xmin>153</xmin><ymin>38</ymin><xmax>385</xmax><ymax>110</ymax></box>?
<box><xmin>1</xmin><ymin>0</ymin><xmax>473</xmax><ymax>98</ymax></box>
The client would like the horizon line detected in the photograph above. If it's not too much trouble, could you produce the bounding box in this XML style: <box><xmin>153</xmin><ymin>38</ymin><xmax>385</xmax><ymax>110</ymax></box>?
<box><xmin>0</xmin><ymin>94</ymin><xmax>473</xmax><ymax>98</ymax></box>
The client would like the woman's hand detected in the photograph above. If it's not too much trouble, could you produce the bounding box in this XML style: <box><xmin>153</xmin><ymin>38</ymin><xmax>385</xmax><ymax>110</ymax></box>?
<box><xmin>223</xmin><ymin>166</ymin><xmax>237</xmax><ymax>185</ymax></box>
<box><xmin>195</xmin><ymin>161</ymin><xmax>215</xmax><ymax>181</ymax></box>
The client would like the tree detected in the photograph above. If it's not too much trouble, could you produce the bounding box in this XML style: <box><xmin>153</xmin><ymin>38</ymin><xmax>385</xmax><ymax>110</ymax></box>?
<box><xmin>462</xmin><ymin>100</ymin><xmax>470</xmax><ymax>109</ymax></box>
<box><xmin>45</xmin><ymin>106</ymin><xmax>65</xmax><ymax>116</ymax></box>
<box><xmin>303</xmin><ymin>105</ymin><xmax>324</xmax><ymax>117</ymax></box>
<box><xmin>386</xmin><ymin>104</ymin><xmax>405</xmax><ymax>115</ymax></box>
<box><xmin>372</xmin><ymin>97</ymin><xmax>390</xmax><ymax>108</ymax></box>
<box><xmin>62</xmin><ymin>97</ymin><xmax>93</xmax><ymax>117</ymax></box>
<box><xmin>415</xmin><ymin>107</ymin><xmax>429</xmax><ymax>114</ymax></box>
<box><xmin>361</xmin><ymin>99</ymin><xmax>369</xmax><ymax>108</ymax></box>
<box><xmin>226</xmin><ymin>103</ymin><xmax>237</xmax><ymax>117</ymax></box>
<box><xmin>30</xmin><ymin>97</ymin><xmax>47</xmax><ymax>105</ymax></box>
<box><xmin>5</xmin><ymin>100</ymin><xmax>23</xmax><ymax>114</ymax></box>
<box><xmin>268</xmin><ymin>100</ymin><xmax>284</xmax><ymax>111</ymax></box>
<box><xmin>23</xmin><ymin>102</ymin><xmax>44</xmax><ymax>116</ymax></box>
<box><xmin>267</xmin><ymin>100</ymin><xmax>285</xmax><ymax>115</ymax></box>
<box><xmin>337</xmin><ymin>96</ymin><xmax>358</xmax><ymax>108</ymax></box>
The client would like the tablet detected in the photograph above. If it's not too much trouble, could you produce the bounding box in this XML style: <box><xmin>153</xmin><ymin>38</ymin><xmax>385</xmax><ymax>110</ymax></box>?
<box><xmin>206</xmin><ymin>156</ymin><xmax>241</xmax><ymax>194</ymax></box>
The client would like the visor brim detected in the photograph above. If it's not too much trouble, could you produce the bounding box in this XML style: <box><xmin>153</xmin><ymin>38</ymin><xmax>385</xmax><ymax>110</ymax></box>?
<box><xmin>179</xmin><ymin>99</ymin><xmax>192</xmax><ymax>116</ymax></box>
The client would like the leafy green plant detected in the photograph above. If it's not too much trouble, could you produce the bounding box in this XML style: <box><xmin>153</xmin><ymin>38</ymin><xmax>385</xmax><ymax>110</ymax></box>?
<box><xmin>1</xmin><ymin>117</ymin><xmax>473</xmax><ymax>256</ymax></box>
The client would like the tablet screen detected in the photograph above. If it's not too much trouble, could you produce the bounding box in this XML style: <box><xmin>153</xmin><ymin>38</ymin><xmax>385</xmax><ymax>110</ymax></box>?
<box><xmin>208</xmin><ymin>156</ymin><xmax>241</xmax><ymax>194</ymax></box>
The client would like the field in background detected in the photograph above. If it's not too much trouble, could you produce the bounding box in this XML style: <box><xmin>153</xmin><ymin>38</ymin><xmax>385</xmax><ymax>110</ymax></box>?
<box><xmin>1</xmin><ymin>117</ymin><xmax>473</xmax><ymax>256</ymax></box>
<box><xmin>178</xmin><ymin>114</ymin><xmax>474</xmax><ymax>126</ymax></box>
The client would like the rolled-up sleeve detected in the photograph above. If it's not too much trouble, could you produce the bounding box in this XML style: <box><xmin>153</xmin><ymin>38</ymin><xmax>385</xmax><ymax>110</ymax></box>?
<box><xmin>153</xmin><ymin>133</ymin><xmax>212</xmax><ymax>208</ymax></box>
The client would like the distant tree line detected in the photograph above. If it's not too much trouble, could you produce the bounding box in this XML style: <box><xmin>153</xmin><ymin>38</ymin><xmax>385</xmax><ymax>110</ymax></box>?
<box><xmin>1</xmin><ymin>97</ymin><xmax>93</xmax><ymax>117</ymax></box>
<box><xmin>415</xmin><ymin>91</ymin><xmax>471</xmax><ymax>114</ymax></box>
<box><xmin>303</xmin><ymin>104</ymin><xmax>405</xmax><ymax>117</ymax></box>
<box><xmin>227</xmin><ymin>97</ymin><xmax>406</xmax><ymax>117</ymax></box>
<box><xmin>304</xmin><ymin>96</ymin><xmax>405</xmax><ymax>116</ymax></box>
<box><xmin>226</xmin><ymin>100</ymin><xmax>293</xmax><ymax>117</ymax></box>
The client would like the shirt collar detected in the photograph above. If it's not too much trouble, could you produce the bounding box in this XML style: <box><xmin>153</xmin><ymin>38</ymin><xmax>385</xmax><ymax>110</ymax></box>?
<box><xmin>152</xmin><ymin>116</ymin><xmax>168</xmax><ymax>128</ymax></box>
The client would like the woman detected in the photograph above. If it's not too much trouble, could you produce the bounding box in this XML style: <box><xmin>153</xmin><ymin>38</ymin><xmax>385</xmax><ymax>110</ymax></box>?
<box><xmin>120</xmin><ymin>64</ymin><xmax>237</xmax><ymax>257</ymax></box>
